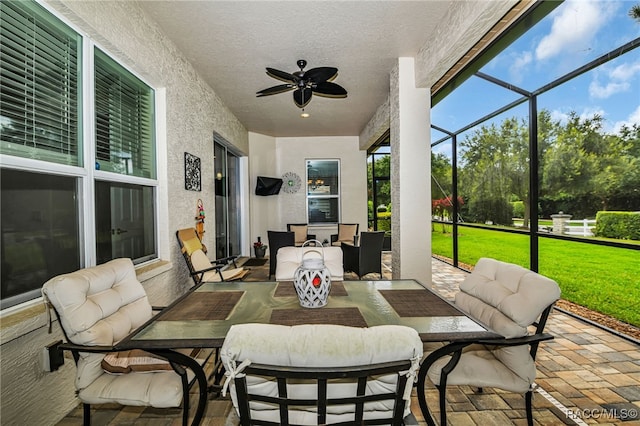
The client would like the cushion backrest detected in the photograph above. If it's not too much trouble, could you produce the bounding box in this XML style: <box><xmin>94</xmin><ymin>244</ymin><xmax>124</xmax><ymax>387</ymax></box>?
<box><xmin>455</xmin><ymin>258</ymin><xmax>560</xmax><ymax>338</ymax></box>
<box><xmin>288</xmin><ymin>224</ymin><xmax>308</xmax><ymax>245</ymax></box>
<box><xmin>177</xmin><ymin>228</ymin><xmax>204</xmax><ymax>255</ymax></box>
<box><xmin>221</xmin><ymin>323</ymin><xmax>423</xmax><ymax>424</ymax></box>
<box><xmin>42</xmin><ymin>258</ymin><xmax>152</xmax><ymax>390</ymax></box>
<box><xmin>454</xmin><ymin>258</ymin><xmax>560</xmax><ymax>382</ymax></box>
<box><xmin>337</xmin><ymin>223</ymin><xmax>358</xmax><ymax>242</ymax></box>
<box><xmin>275</xmin><ymin>246</ymin><xmax>344</xmax><ymax>281</ymax></box>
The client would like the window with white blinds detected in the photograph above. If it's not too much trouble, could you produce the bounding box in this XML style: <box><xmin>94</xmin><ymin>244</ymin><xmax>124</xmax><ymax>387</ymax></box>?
<box><xmin>95</xmin><ymin>48</ymin><xmax>155</xmax><ymax>179</ymax></box>
<box><xmin>0</xmin><ymin>0</ymin><xmax>82</xmax><ymax>165</ymax></box>
<box><xmin>0</xmin><ymin>0</ymin><xmax>159</xmax><ymax>310</ymax></box>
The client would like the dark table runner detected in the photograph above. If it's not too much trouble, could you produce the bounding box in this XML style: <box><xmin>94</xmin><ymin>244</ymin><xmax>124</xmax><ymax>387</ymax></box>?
<box><xmin>270</xmin><ymin>307</ymin><xmax>367</xmax><ymax>327</ymax></box>
<box><xmin>379</xmin><ymin>289</ymin><xmax>461</xmax><ymax>317</ymax></box>
<box><xmin>274</xmin><ymin>281</ymin><xmax>348</xmax><ymax>297</ymax></box>
<box><xmin>161</xmin><ymin>291</ymin><xmax>244</xmax><ymax>321</ymax></box>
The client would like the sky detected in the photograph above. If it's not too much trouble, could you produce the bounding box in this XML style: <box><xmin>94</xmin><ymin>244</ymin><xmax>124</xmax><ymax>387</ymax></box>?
<box><xmin>431</xmin><ymin>0</ymin><xmax>640</xmax><ymax>153</ymax></box>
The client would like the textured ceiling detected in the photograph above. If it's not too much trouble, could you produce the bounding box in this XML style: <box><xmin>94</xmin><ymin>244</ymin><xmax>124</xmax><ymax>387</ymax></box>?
<box><xmin>137</xmin><ymin>1</ymin><xmax>453</xmax><ymax>137</ymax></box>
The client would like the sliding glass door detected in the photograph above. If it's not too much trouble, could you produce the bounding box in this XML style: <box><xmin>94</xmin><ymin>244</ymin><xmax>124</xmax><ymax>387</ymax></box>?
<box><xmin>214</xmin><ymin>140</ymin><xmax>241</xmax><ymax>259</ymax></box>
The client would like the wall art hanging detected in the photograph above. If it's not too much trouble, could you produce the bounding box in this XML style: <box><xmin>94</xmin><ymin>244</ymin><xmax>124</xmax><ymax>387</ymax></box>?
<box><xmin>184</xmin><ymin>152</ymin><xmax>201</xmax><ymax>191</ymax></box>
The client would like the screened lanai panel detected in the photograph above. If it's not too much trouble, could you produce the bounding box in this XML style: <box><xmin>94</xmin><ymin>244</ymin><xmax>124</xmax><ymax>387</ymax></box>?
<box><xmin>431</xmin><ymin>75</ymin><xmax>522</xmax><ymax>134</ymax></box>
<box><xmin>536</xmin><ymin>47</ymin><xmax>640</xmax><ymax>231</ymax></box>
<box><xmin>0</xmin><ymin>0</ymin><xmax>82</xmax><ymax>165</ymax></box>
<box><xmin>456</xmin><ymin>102</ymin><xmax>530</xmax><ymax>228</ymax></box>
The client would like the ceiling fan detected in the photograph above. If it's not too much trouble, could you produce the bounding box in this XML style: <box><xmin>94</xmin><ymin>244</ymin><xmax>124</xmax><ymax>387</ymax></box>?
<box><xmin>256</xmin><ymin>59</ymin><xmax>347</xmax><ymax>108</ymax></box>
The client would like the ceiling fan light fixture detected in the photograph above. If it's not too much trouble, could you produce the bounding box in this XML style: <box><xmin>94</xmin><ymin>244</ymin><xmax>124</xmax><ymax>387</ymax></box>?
<box><xmin>257</xmin><ymin>59</ymin><xmax>347</xmax><ymax>109</ymax></box>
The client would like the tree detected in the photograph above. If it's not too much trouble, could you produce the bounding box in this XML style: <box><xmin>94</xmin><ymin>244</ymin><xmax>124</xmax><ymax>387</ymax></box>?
<box><xmin>431</xmin><ymin>152</ymin><xmax>452</xmax><ymax>200</ymax></box>
<box><xmin>459</xmin><ymin>117</ymin><xmax>530</xmax><ymax>226</ymax></box>
<box><xmin>630</xmin><ymin>4</ymin><xmax>640</xmax><ymax>23</ymax></box>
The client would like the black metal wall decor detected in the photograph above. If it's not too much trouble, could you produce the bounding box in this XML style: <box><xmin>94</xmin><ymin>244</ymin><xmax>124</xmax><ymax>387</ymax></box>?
<box><xmin>184</xmin><ymin>152</ymin><xmax>201</xmax><ymax>191</ymax></box>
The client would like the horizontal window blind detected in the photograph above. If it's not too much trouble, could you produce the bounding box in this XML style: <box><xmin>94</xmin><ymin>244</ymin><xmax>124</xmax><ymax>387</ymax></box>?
<box><xmin>95</xmin><ymin>48</ymin><xmax>155</xmax><ymax>179</ymax></box>
<box><xmin>0</xmin><ymin>1</ymin><xmax>81</xmax><ymax>165</ymax></box>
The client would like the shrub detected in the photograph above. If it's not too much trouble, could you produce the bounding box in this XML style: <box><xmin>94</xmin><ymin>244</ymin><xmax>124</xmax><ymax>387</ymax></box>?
<box><xmin>594</xmin><ymin>211</ymin><xmax>640</xmax><ymax>240</ymax></box>
<box><xmin>512</xmin><ymin>201</ymin><xmax>524</xmax><ymax>218</ymax></box>
<box><xmin>376</xmin><ymin>212</ymin><xmax>391</xmax><ymax>232</ymax></box>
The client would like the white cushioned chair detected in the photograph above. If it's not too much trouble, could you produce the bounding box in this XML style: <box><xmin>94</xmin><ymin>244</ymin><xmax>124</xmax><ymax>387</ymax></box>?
<box><xmin>417</xmin><ymin>257</ymin><xmax>561</xmax><ymax>426</ymax></box>
<box><xmin>275</xmin><ymin>245</ymin><xmax>344</xmax><ymax>281</ymax></box>
<box><xmin>220</xmin><ymin>323</ymin><xmax>423</xmax><ymax>425</ymax></box>
<box><xmin>42</xmin><ymin>258</ymin><xmax>212</xmax><ymax>426</ymax></box>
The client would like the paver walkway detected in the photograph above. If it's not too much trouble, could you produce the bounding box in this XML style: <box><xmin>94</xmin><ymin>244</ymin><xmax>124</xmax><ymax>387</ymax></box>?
<box><xmin>56</xmin><ymin>257</ymin><xmax>640</xmax><ymax>425</ymax></box>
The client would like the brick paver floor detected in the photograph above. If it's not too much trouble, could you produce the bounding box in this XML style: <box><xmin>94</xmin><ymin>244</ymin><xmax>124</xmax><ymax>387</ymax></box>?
<box><xmin>57</xmin><ymin>257</ymin><xmax>640</xmax><ymax>425</ymax></box>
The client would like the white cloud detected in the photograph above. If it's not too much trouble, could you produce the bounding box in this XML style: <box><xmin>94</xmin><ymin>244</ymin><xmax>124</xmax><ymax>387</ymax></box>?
<box><xmin>536</xmin><ymin>0</ymin><xmax>618</xmax><ymax>61</ymax></box>
<box><xmin>612</xmin><ymin>105</ymin><xmax>640</xmax><ymax>133</ymax></box>
<box><xmin>509</xmin><ymin>51</ymin><xmax>533</xmax><ymax>82</ymax></box>
<box><xmin>589</xmin><ymin>60</ymin><xmax>640</xmax><ymax>99</ymax></box>
<box><xmin>589</xmin><ymin>80</ymin><xmax>630</xmax><ymax>98</ymax></box>
<box><xmin>610</xmin><ymin>61</ymin><xmax>640</xmax><ymax>81</ymax></box>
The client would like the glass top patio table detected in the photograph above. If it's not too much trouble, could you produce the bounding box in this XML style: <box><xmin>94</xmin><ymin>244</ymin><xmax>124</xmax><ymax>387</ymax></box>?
<box><xmin>118</xmin><ymin>279</ymin><xmax>498</xmax><ymax>350</ymax></box>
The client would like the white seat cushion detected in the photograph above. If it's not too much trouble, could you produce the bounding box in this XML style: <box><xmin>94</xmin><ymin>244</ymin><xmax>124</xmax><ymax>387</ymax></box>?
<box><xmin>221</xmin><ymin>323</ymin><xmax>423</xmax><ymax>423</ymax></box>
<box><xmin>190</xmin><ymin>249</ymin><xmax>245</xmax><ymax>282</ymax></box>
<box><xmin>275</xmin><ymin>246</ymin><xmax>344</xmax><ymax>281</ymax></box>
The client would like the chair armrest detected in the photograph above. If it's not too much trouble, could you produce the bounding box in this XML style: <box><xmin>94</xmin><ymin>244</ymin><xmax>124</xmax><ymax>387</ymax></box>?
<box><xmin>191</xmin><ymin>264</ymin><xmax>224</xmax><ymax>276</ymax></box>
<box><xmin>213</xmin><ymin>255</ymin><xmax>239</xmax><ymax>268</ymax></box>
<box><xmin>473</xmin><ymin>333</ymin><xmax>554</xmax><ymax>346</ymax></box>
<box><xmin>58</xmin><ymin>342</ymin><xmax>119</xmax><ymax>353</ymax></box>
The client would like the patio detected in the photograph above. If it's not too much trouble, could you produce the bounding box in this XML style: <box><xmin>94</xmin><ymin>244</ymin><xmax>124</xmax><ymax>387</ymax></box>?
<box><xmin>54</xmin><ymin>257</ymin><xmax>640</xmax><ymax>425</ymax></box>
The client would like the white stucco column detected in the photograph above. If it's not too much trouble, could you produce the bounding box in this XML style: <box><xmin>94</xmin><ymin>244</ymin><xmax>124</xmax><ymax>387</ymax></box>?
<box><xmin>390</xmin><ymin>57</ymin><xmax>431</xmax><ymax>285</ymax></box>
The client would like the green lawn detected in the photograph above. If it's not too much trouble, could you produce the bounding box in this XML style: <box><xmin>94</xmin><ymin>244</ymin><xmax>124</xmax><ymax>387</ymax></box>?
<box><xmin>431</xmin><ymin>226</ymin><xmax>640</xmax><ymax>327</ymax></box>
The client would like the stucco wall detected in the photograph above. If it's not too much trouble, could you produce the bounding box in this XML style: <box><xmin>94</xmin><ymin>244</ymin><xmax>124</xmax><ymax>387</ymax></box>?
<box><xmin>0</xmin><ymin>1</ymin><xmax>248</xmax><ymax>424</ymax></box>
<box><xmin>248</xmin><ymin>136</ymin><xmax>368</xmax><ymax>247</ymax></box>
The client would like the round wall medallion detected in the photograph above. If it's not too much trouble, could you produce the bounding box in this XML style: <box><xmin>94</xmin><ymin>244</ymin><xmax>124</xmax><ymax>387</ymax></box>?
<box><xmin>282</xmin><ymin>172</ymin><xmax>301</xmax><ymax>193</ymax></box>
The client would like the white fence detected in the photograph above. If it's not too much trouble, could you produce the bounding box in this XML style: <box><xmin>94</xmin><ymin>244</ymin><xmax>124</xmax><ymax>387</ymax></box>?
<box><xmin>537</xmin><ymin>219</ymin><xmax>595</xmax><ymax>237</ymax></box>
<box><xmin>565</xmin><ymin>219</ymin><xmax>596</xmax><ymax>236</ymax></box>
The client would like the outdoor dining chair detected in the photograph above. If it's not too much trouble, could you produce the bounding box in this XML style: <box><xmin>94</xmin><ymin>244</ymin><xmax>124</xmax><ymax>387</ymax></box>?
<box><xmin>220</xmin><ymin>323</ymin><xmax>423</xmax><ymax>425</ymax></box>
<box><xmin>42</xmin><ymin>258</ymin><xmax>213</xmax><ymax>426</ymax></box>
<box><xmin>267</xmin><ymin>230</ymin><xmax>295</xmax><ymax>279</ymax></box>
<box><xmin>341</xmin><ymin>231</ymin><xmax>385</xmax><ymax>279</ymax></box>
<box><xmin>417</xmin><ymin>257</ymin><xmax>561</xmax><ymax>426</ymax></box>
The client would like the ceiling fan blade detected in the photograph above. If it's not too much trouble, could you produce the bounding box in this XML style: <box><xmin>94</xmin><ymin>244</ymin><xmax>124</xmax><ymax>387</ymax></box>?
<box><xmin>312</xmin><ymin>81</ymin><xmax>348</xmax><ymax>98</ymax></box>
<box><xmin>293</xmin><ymin>88</ymin><xmax>312</xmax><ymax>108</ymax></box>
<box><xmin>266</xmin><ymin>67</ymin><xmax>297</xmax><ymax>83</ymax></box>
<box><xmin>256</xmin><ymin>84</ymin><xmax>294</xmax><ymax>97</ymax></box>
<box><xmin>304</xmin><ymin>67</ymin><xmax>338</xmax><ymax>83</ymax></box>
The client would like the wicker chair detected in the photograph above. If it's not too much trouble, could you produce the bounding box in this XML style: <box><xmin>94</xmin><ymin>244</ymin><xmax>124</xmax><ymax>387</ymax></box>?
<box><xmin>341</xmin><ymin>231</ymin><xmax>385</xmax><ymax>279</ymax></box>
<box><xmin>267</xmin><ymin>230</ymin><xmax>295</xmax><ymax>279</ymax></box>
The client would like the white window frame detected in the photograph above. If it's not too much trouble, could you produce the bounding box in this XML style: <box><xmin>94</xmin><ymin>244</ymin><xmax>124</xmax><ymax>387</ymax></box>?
<box><xmin>0</xmin><ymin>0</ymin><xmax>162</xmax><ymax>310</ymax></box>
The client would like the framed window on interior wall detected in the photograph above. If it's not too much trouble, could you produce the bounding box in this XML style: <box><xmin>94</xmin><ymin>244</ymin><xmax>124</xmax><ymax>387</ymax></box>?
<box><xmin>306</xmin><ymin>159</ymin><xmax>340</xmax><ymax>224</ymax></box>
